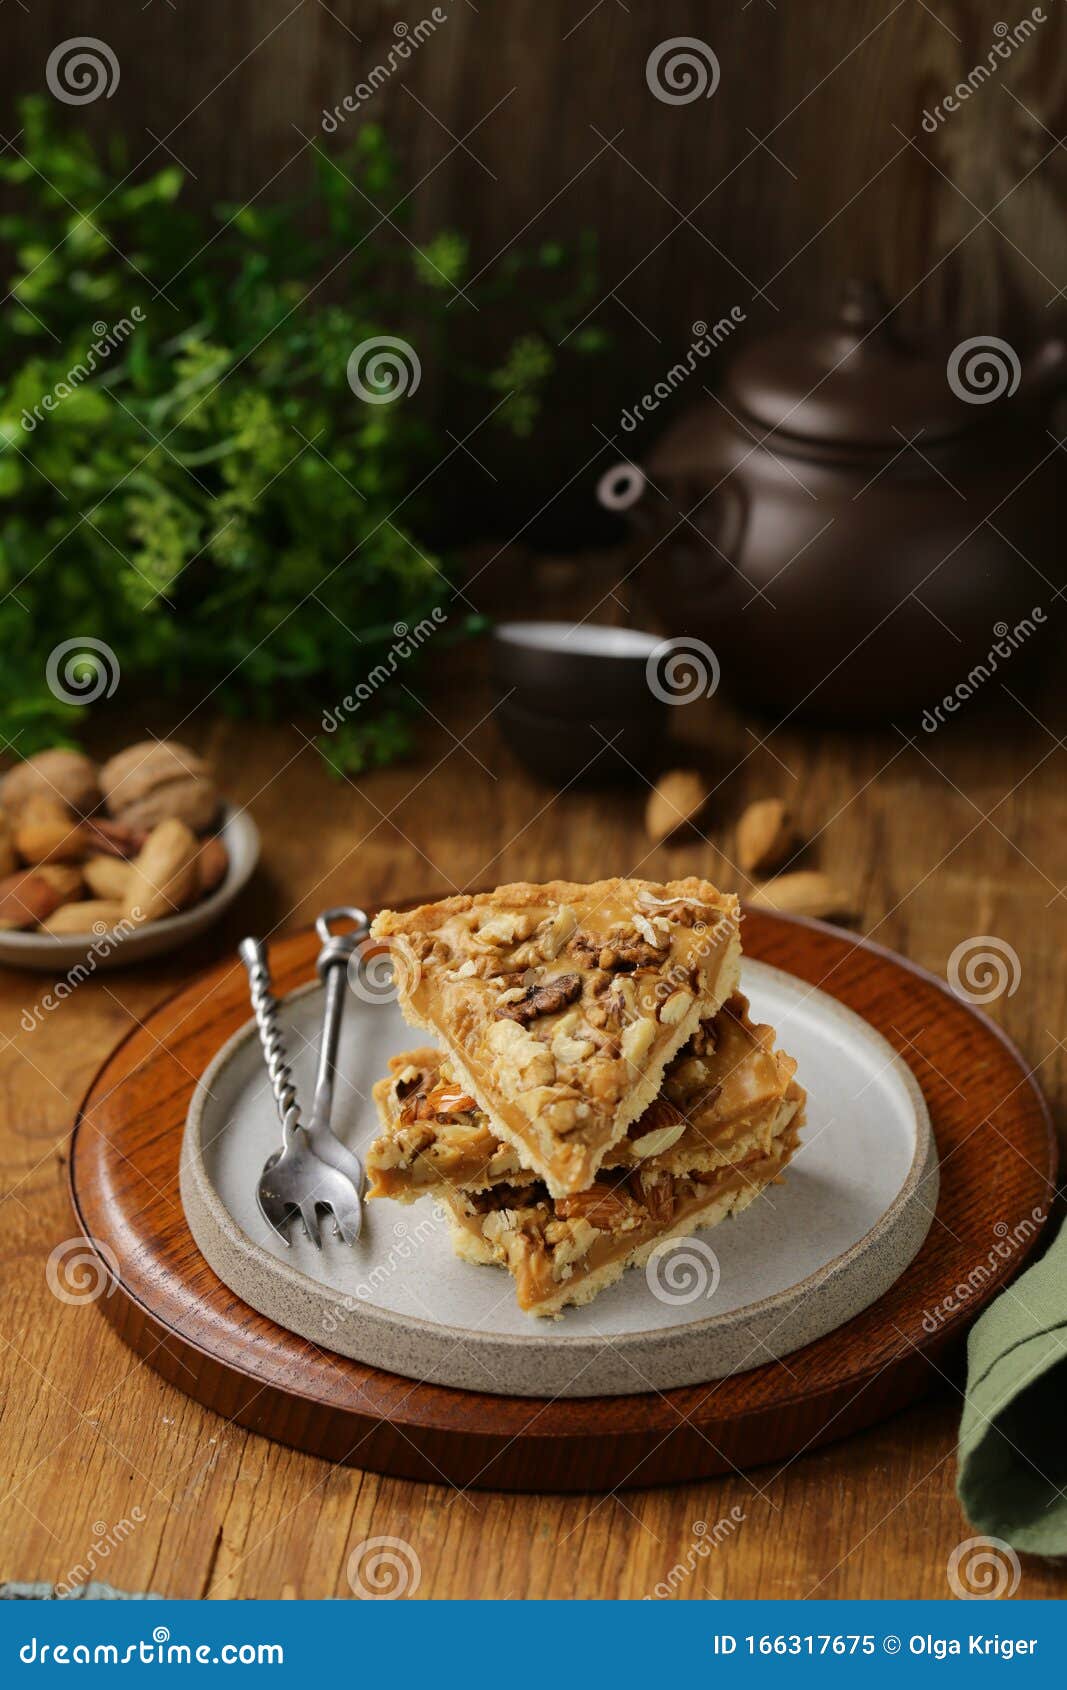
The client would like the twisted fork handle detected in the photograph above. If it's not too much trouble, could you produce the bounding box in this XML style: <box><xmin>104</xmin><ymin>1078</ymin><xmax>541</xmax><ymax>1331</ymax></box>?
<box><xmin>239</xmin><ymin>937</ymin><xmax>301</xmax><ymax>1139</ymax></box>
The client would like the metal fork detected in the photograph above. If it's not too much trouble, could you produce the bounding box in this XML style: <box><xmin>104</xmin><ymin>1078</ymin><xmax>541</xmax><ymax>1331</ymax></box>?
<box><xmin>239</xmin><ymin>915</ymin><xmax>367</xmax><ymax>1246</ymax></box>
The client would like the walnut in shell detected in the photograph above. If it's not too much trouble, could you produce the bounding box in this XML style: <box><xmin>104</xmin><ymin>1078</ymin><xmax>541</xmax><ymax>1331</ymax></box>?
<box><xmin>100</xmin><ymin>739</ymin><xmax>219</xmax><ymax>833</ymax></box>
<box><xmin>1</xmin><ymin>749</ymin><xmax>100</xmax><ymax>818</ymax></box>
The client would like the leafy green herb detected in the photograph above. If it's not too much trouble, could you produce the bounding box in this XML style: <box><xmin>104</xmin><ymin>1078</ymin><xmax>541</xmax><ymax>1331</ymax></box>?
<box><xmin>0</xmin><ymin>98</ymin><xmax>602</xmax><ymax>770</ymax></box>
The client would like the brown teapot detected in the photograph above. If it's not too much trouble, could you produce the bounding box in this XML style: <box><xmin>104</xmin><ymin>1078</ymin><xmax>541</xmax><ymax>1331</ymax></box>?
<box><xmin>598</xmin><ymin>281</ymin><xmax>1066</xmax><ymax>723</ymax></box>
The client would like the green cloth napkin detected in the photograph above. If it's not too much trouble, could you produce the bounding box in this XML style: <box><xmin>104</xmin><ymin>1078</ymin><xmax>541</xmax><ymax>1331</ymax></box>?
<box><xmin>958</xmin><ymin>1215</ymin><xmax>1067</xmax><ymax>1552</ymax></box>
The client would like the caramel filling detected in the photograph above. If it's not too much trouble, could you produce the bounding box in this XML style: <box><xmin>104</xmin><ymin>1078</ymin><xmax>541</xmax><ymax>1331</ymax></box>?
<box><xmin>445</xmin><ymin>1117</ymin><xmax>801</xmax><ymax>1312</ymax></box>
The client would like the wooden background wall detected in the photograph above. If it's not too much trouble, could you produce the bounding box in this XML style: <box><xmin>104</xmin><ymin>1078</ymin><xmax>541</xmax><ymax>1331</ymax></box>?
<box><xmin>4</xmin><ymin>0</ymin><xmax>1067</xmax><ymax>533</ymax></box>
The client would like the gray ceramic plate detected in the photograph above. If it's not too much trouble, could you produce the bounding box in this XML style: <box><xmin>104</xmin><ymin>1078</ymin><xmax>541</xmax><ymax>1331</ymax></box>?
<box><xmin>0</xmin><ymin>805</ymin><xmax>259</xmax><ymax>973</ymax></box>
<box><xmin>180</xmin><ymin>959</ymin><xmax>938</xmax><ymax>1398</ymax></box>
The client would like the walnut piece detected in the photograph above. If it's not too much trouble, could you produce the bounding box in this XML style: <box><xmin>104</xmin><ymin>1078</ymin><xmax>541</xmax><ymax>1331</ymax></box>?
<box><xmin>495</xmin><ymin>971</ymin><xmax>582</xmax><ymax>1025</ymax></box>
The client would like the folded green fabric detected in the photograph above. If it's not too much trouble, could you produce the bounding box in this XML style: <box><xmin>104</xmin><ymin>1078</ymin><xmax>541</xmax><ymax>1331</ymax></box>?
<box><xmin>958</xmin><ymin>1216</ymin><xmax>1067</xmax><ymax>1553</ymax></box>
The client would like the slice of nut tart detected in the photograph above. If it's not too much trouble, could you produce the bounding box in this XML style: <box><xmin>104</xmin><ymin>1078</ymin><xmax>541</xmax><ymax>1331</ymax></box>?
<box><xmin>443</xmin><ymin>1091</ymin><xmax>803</xmax><ymax>1317</ymax></box>
<box><xmin>369</xmin><ymin>877</ymin><xmax>741</xmax><ymax>1198</ymax></box>
<box><xmin>368</xmin><ymin>995</ymin><xmax>795</xmax><ymax>1198</ymax></box>
<box><xmin>366</xmin><ymin>994</ymin><xmax>805</xmax><ymax>1317</ymax></box>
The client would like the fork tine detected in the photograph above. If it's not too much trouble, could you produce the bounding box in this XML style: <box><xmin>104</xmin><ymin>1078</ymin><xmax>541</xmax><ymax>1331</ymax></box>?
<box><xmin>257</xmin><ymin>1188</ymin><xmax>294</xmax><ymax>1246</ymax></box>
<box><xmin>299</xmin><ymin>1200</ymin><xmax>323</xmax><ymax>1247</ymax></box>
<box><xmin>331</xmin><ymin>1194</ymin><xmax>363</xmax><ymax>1246</ymax></box>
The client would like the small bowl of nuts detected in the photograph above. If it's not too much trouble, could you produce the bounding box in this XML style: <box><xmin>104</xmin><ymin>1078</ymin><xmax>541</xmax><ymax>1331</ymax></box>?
<box><xmin>0</xmin><ymin>740</ymin><xmax>260</xmax><ymax>972</ymax></box>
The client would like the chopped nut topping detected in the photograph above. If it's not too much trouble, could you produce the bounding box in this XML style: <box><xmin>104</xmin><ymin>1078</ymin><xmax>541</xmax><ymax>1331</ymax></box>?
<box><xmin>555</xmin><ymin>1182</ymin><xmax>639</xmax><ymax>1229</ymax></box>
<box><xmin>597</xmin><ymin>935</ymin><xmax>665</xmax><ymax>971</ymax></box>
<box><xmin>495</xmin><ymin>970</ymin><xmax>582</xmax><ymax>1025</ymax></box>
<box><xmin>620</xmin><ymin>1015</ymin><xmax>656</xmax><ymax>1068</ymax></box>
<box><xmin>630</xmin><ymin>1168</ymin><xmax>675</xmax><ymax>1226</ymax></box>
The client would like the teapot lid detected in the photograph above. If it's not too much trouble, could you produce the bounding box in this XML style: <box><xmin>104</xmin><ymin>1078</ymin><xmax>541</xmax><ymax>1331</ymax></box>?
<box><xmin>725</xmin><ymin>280</ymin><xmax>974</xmax><ymax>446</ymax></box>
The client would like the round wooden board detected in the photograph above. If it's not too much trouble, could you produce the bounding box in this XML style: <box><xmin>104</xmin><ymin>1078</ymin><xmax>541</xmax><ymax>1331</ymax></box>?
<box><xmin>68</xmin><ymin>908</ymin><xmax>1056</xmax><ymax>1493</ymax></box>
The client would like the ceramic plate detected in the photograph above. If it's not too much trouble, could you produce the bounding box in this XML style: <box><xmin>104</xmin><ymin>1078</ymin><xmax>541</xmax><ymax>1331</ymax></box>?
<box><xmin>180</xmin><ymin>959</ymin><xmax>938</xmax><ymax>1398</ymax></box>
<box><xmin>0</xmin><ymin>805</ymin><xmax>259</xmax><ymax>973</ymax></box>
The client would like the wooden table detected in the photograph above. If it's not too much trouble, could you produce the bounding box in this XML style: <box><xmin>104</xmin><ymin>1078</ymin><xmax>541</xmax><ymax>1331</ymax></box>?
<box><xmin>3</xmin><ymin>625</ymin><xmax>1066</xmax><ymax>1601</ymax></box>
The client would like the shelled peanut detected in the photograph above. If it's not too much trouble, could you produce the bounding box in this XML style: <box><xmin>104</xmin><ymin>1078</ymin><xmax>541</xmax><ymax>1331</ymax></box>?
<box><xmin>0</xmin><ymin>740</ymin><xmax>232</xmax><ymax>935</ymax></box>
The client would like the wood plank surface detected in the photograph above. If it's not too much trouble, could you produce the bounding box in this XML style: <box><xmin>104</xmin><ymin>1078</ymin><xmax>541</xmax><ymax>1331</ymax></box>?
<box><xmin>2</xmin><ymin>611</ymin><xmax>1066</xmax><ymax>1598</ymax></box>
<box><xmin>4</xmin><ymin>2</ymin><xmax>1067</xmax><ymax>533</ymax></box>
<box><xmin>67</xmin><ymin>907</ymin><xmax>1052</xmax><ymax>1492</ymax></box>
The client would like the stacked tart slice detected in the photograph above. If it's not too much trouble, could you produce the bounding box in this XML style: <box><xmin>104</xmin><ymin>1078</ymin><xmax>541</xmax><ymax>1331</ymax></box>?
<box><xmin>366</xmin><ymin>877</ymin><xmax>805</xmax><ymax>1316</ymax></box>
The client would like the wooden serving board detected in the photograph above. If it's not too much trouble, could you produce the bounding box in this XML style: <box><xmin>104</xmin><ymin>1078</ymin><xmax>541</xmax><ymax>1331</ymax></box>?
<box><xmin>68</xmin><ymin>908</ymin><xmax>1056</xmax><ymax>1493</ymax></box>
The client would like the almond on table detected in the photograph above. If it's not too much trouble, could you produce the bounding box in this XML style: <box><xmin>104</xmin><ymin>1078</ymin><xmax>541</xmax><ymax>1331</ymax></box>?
<box><xmin>370</xmin><ymin>876</ymin><xmax>742</xmax><ymax>1199</ymax></box>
